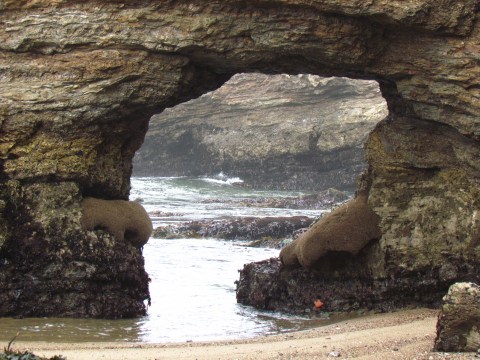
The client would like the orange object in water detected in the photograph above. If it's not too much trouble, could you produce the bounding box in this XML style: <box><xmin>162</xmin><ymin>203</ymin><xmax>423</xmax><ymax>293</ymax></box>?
<box><xmin>313</xmin><ymin>299</ymin><xmax>324</xmax><ymax>309</ymax></box>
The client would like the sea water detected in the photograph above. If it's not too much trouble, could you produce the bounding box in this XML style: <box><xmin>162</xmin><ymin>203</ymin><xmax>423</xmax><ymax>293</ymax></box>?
<box><xmin>131</xmin><ymin>175</ymin><xmax>325</xmax><ymax>226</ymax></box>
<box><xmin>0</xmin><ymin>176</ymin><xmax>332</xmax><ymax>343</ymax></box>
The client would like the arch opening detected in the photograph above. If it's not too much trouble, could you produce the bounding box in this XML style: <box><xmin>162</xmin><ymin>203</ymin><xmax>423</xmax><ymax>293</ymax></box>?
<box><xmin>0</xmin><ymin>0</ymin><xmax>478</xmax><ymax>322</ymax></box>
<box><xmin>133</xmin><ymin>73</ymin><xmax>388</xmax><ymax>192</ymax></box>
<box><xmin>126</xmin><ymin>73</ymin><xmax>389</xmax><ymax>339</ymax></box>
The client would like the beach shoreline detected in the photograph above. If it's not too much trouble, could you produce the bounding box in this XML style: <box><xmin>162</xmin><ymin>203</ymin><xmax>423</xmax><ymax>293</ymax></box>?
<box><xmin>8</xmin><ymin>308</ymin><xmax>477</xmax><ymax>360</ymax></box>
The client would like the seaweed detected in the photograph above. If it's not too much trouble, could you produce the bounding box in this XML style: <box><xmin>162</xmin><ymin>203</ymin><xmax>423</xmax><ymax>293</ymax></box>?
<box><xmin>0</xmin><ymin>333</ymin><xmax>65</xmax><ymax>360</ymax></box>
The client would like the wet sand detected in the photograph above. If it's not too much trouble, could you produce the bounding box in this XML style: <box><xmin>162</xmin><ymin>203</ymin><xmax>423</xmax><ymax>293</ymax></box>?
<box><xmin>10</xmin><ymin>309</ymin><xmax>477</xmax><ymax>360</ymax></box>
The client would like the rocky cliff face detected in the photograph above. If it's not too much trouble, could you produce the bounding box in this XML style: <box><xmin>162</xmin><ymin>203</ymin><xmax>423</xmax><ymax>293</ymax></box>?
<box><xmin>134</xmin><ymin>74</ymin><xmax>387</xmax><ymax>191</ymax></box>
<box><xmin>0</xmin><ymin>1</ymin><xmax>478</xmax><ymax>318</ymax></box>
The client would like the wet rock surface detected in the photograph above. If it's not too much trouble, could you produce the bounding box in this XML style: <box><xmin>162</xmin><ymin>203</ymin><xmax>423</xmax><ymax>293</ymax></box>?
<box><xmin>236</xmin><ymin>257</ymin><xmax>464</xmax><ymax>315</ymax></box>
<box><xmin>0</xmin><ymin>1</ymin><xmax>479</xmax><ymax>317</ymax></box>
<box><xmin>0</xmin><ymin>182</ymin><xmax>149</xmax><ymax>318</ymax></box>
<box><xmin>152</xmin><ymin>216</ymin><xmax>314</xmax><ymax>248</ymax></box>
<box><xmin>434</xmin><ymin>282</ymin><xmax>480</xmax><ymax>353</ymax></box>
<box><xmin>134</xmin><ymin>74</ymin><xmax>386</xmax><ymax>191</ymax></box>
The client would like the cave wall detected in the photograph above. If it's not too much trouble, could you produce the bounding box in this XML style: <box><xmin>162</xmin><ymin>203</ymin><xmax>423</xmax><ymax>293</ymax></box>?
<box><xmin>0</xmin><ymin>1</ymin><xmax>478</xmax><ymax>317</ymax></box>
<box><xmin>134</xmin><ymin>74</ymin><xmax>387</xmax><ymax>191</ymax></box>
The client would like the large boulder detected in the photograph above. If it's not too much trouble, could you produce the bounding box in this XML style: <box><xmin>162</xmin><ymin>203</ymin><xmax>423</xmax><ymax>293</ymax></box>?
<box><xmin>434</xmin><ymin>282</ymin><xmax>480</xmax><ymax>353</ymax></box>
<box><xmin>280</xmin><ymin>190</ymin><xmax>381</xmax><ymax>268</ymax></box>
<box><xmin>81</xmin><ymin>197</ymin><xmax>152</xmax><ymax>248</ymax></box>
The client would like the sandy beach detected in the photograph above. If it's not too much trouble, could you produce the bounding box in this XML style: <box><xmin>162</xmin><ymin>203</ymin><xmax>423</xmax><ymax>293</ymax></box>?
<box><xmin>10</xmin><ymin>308</ymin><xmax>477</xmax><ymax>360</ymax></box>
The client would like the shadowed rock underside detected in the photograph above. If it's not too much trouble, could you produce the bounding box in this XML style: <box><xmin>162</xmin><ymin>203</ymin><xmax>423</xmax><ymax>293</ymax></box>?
<box><xmin>0</xmin><ymin>1</ymin><xmax>479</xmax><ymax>317</ymax></box>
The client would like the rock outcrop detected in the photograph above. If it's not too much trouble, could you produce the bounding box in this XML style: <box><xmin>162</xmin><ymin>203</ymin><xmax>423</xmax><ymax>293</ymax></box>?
<box><xmin>0</xmin><ymin>1</ymin><xmax>479</xmax><ymax>317</ymax></box>
<box><xmin>152</xmin><ymin>216</ymin><xmax>314</xmax><ymax>246</ymax></box>
<box><xmin>236</xmin><ymin>257</ymin><xmax>446</xmax><ymax>314</ymax></box>
<box><xmin>434</xmin><ymin>282</ymin><xmax>480</xmax><ymax>353</ymax></box>
<box><xmin>134</xmin><ymin>74</ymin><xmax>386</xmax><ymax>191</ymax></box>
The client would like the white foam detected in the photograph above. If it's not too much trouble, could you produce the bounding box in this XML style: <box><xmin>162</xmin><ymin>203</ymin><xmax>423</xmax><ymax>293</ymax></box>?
<box><xmin>201</xmin><ymin>172</ymin><xmax>244</xmax><ymax>185</ymax></box>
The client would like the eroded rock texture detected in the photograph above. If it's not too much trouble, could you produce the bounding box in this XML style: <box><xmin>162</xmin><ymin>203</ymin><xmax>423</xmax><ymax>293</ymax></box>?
<box><xmin>0</xmin><ymin>1</ymin><xmax>479</xmax><ymax>317</ymax></box>
<box><xmin>152</xmin><ymin>216</ymin><xmax>314</xmax><ymax>244</ymax></box>
<box><xmin>134</xmin><ymin>74</ymin><xmax>386</xmax><ymax>190</ymax></box>
<box><xmin>435</xmin><ymin>282</ymin><xmax>480</xmax><ymax>353</ymax></box>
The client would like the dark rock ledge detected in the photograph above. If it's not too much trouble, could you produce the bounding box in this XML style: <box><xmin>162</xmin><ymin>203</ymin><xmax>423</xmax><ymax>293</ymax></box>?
<box><xmin>236</xmin><ymin>255</ymin><xmax>479</xmax><ymax>316</ymax></box>
<box><xmin>151</xmin><ymin>188</ymin><xmax>351</xmax><ymax>246</ymax></box>
<box><xmin>152</xmin><ymin>216</ymin><xmax>314</xmax><ymax>248</ymax></box>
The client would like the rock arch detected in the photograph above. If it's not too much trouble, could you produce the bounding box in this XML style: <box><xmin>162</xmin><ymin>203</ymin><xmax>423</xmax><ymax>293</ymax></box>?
<box><xmin>0</xmin><ymin>1</ymin><xmax>478</xmax><ymax>317</ymax></box>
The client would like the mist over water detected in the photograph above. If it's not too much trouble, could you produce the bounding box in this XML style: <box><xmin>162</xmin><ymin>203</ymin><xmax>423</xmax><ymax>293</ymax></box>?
<box><xmin>0</xmin><ymin>176</ymin><xmax>332</xmax><ymax>343</ymax></box>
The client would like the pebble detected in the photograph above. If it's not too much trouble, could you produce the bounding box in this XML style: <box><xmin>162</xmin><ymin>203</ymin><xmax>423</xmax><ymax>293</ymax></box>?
<box><xmin>328</xmin><ymin>351</ymin><xmax>341</xmax><ymax>357</ymax></box>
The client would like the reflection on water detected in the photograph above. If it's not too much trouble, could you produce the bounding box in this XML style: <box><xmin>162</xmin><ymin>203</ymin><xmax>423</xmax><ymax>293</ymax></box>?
<box><xmin>0</xmin><ymin>317</ymin><xmax>143</xmax><ymax>343</ymax></box>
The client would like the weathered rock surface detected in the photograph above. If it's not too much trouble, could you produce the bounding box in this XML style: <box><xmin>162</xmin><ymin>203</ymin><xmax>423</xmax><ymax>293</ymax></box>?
<box><xmin>0</xmin><ymin>182</ymin><xmax>150</xmax><ymax>318</ymax></box>
<box><xmin>0</xmin><ymin>1</ymin><xmax>479</xmax><ymax>317</ymax></box>
<box><xmin>236</xmin><ymin>257</ymin><xmax>446</xmax><ymax>314</ymax></box>
<box><xmin>134</xmin><ymin>74</ymin><xmax>386</xmax><ymax>190</ymax></box>
<box><xmin>152</xmin><ymin>216</ymin><xmax>314</xmax><ymax>246</ymax></box>
<box><xmin>434</xmin><ymin>282</ymin><xmax>480</xmax><ymax>353</ymax></box>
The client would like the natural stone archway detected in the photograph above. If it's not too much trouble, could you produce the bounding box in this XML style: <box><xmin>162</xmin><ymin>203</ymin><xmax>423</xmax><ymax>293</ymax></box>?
<box><xmin>0</xmin><ymin>1</ymin><xmax>478</xmax><ymax>317</ymax></box>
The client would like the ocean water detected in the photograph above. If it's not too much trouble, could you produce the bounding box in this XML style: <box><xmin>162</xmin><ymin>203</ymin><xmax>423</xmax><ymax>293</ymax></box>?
<box><xmin>0</xmin><ymin>176</ymin><xmax>332</xmax><ymax>344</ymax></box>
<box><xmin>130</xmin><ymin>175</ymin><xmax>325</xmax><ymax>226</ymax></box>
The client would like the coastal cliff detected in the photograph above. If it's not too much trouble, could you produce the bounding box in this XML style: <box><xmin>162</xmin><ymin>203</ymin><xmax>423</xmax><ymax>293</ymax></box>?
<box><xmin>134</xmin><ymin>74</ymin><xmax>387</xmax><ymax>190</ymax></box>
<box><xmin>0</xmin><ymin>1</ymin><xmax>478</xmax><ymax>318</ymax></box>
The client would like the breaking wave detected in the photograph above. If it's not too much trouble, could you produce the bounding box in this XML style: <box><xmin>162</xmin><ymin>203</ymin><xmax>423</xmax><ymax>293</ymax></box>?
<box><xmin>201</xmin><ymin>172</ymin><xmax>244</xmax><ymax>185</ymax></box>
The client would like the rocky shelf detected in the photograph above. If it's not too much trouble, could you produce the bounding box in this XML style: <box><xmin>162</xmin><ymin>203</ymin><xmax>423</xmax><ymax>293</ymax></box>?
<box><xmin>152</xmin><ymin>216</ymin><xmax>314</xmax><ymax>248</ymax></box>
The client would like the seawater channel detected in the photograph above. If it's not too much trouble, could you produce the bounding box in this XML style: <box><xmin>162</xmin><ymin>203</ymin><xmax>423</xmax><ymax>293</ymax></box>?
<box><xmin>0</xmin><ymin>176</ymin><xmax>344</xmax><ymax>343</ymax></box>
